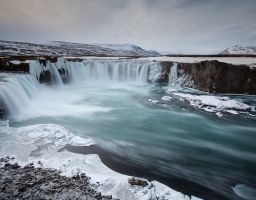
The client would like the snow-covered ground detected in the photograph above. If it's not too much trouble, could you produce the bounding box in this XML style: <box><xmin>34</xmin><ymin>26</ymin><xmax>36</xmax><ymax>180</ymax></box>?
<box><xmin>164</xmin><ymin>91</ymin><xmax>256</xmax><ymax>117</ymax></box>
<box><xmin>0</xmin><ymin>122</ymin><xmax>201</xmax><ymax>200</ymax></box>
<box><xmin>0</xmin><ymin>40</ymin><xmax>160</xmax><ymax>57</ymax></box>
<box><xmin>139</xmin><ymin>56</ymin><xmax>256</xmax><ymax>66</ymax></box>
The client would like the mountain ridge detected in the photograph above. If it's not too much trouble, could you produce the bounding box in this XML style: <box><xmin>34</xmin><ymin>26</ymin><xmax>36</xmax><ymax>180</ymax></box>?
<box><xmin>0</xmin><ymin>40</ymin><xmax>160</xmax><ymax>57</ymax></box>
<box><xmin>219</xmin><ymin>45</ymin><xmax>256</xmax><ymax>55</ymax></box>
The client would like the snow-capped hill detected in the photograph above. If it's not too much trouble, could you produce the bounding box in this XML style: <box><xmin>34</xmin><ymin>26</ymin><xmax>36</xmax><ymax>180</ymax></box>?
<box><xmin>0</xmin><ymin>40</ymin><xmax>161</xmax><ymax>57</ymax></box>
<box><xmin>220</xmin><ymin>45</ymin><xmax>256</xmax><ymax>55</ymax></box>
<box><xmin>91</xmin><ymin>43</ymin><xmax>143</xmax><ymax>51</ymax></box>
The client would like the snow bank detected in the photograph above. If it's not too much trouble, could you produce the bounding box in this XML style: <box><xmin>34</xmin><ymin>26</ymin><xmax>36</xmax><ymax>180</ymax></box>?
<box><xmin>172</xmin><ymin>93</ymin><xmax>255</xmax><ymax>116</ymax></box>
<box><xmin>0</xmin><ymin>122</ymin><xmax>202</xmax><ymax>200</ymax></box>
<box><xmin>139</xmin><ymin>56</ymin><xmax>256</xmax><ymax>66</ymax></box>
<box><xmin>161</xmin><ymin>96</ymin><xmax>173</xmax><ymax>102</ymax></box>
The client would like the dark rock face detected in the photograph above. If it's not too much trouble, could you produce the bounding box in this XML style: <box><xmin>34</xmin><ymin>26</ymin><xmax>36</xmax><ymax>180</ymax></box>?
<box><xmin>0</xmin><ymin>58</ymin><xmax>30</xmax><ymax>73</ymax></box>
<box><xmin>153</xmin><ymin>61</ymin><xmax>173</xmax><ymax>84</ymax></box>
<box><xmin>0</xmin><ymin>159</ymin><xmax>115</xmax><ymax>200</ymax></box>
<box><xmin>159</xmin><ymin>60</ymin><xmax>256</xmax><ymax>94</ymax></box>
<box><xmin>0</xmin><ymin>101</ymin><xmax>6</xmax><ymax>119</ymax></box>
<box><xmin>177</xmin><ymin>60</ymin><xmax>256</xmax><ymax>94</ymax></box>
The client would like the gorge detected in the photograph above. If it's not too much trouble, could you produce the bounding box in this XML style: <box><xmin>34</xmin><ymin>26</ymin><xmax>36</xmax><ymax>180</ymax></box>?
<box><xmin>0</xmin><ymin>56</ymin><xmax>256</xmax><ymax>200</ymax></box>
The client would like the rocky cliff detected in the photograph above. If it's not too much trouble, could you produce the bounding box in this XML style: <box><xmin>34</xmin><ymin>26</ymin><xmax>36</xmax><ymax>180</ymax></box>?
<box><xmin>159</xmin><ymin>60</ymin><xmax>256</xmax><ymax>94</ymax></box>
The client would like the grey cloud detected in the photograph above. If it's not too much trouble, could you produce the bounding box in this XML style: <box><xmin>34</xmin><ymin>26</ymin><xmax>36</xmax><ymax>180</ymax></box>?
<box><xmin>0</xmin><ymin>0</ymin><xmax>255</xmax><ymax>53</ymax></box>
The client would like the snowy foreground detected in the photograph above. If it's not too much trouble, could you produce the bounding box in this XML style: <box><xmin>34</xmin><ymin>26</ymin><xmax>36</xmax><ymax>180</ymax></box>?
<box><xmin>0</xmin><ymin>122</ymin><xmax>201</xmax><ymax>200</ymax></box>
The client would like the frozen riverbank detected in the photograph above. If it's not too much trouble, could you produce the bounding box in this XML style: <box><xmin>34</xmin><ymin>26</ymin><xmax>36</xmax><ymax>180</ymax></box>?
<box><xmin>0</xmin><ymin>122</ymin><xmax>201</xmax><ymax>200</ymax></box>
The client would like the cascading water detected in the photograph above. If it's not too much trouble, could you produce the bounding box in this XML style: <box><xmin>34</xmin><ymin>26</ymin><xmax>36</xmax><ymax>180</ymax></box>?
<box><xmin>63</xmin><ymin>59</ymin><xmax>158</xmax><ymax>84</ymax></box>
<box><xmin>0</xmin><ymin>58</ymin><xmax>162</xmax><ymax>118</ymax></box>
<box><xmin>169</xmin><ymin>63</ymin><xmax>178</xmax><ymax>86</ymax></box>
<box><xmin>0</xmin><ymin>74</ymin><xmax>39</xmax><ymax>117</ymax></box>
<box><xmin>29</xmin><ymin>60</ymin><xmax>63</xmax><ymax>85</ymax></box>
<box><xmin>29</xmin><ymin>60</ymin><xmax>43</xmax><ymax>81</ymax></box>
<box><xmin>48</xmin><ymin>62</ymin><xmax>63</xmax><ymax>85</ymax></box>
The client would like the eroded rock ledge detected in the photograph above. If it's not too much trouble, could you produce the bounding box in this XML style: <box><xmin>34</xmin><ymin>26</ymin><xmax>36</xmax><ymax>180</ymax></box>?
<box><xmin>159</xmin><ymin>60</ymin><xmax>256</xmax><ymax>94</ymax></box>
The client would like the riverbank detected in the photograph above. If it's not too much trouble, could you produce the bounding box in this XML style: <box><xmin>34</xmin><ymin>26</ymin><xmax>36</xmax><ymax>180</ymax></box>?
<box><xmin>0</xmin><ymin>122</ymin><xmax>202</xmax><ymax>200</ymax></box>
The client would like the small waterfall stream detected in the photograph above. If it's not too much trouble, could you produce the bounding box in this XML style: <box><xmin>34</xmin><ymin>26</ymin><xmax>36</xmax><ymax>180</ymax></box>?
<box><xmin>169</xmin><ymin>63</ymin><xmax>178</xmax><ymax>86</ymax></box>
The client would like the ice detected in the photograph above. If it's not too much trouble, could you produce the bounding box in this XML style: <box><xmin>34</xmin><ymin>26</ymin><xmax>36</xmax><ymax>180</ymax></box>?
<box><xmin>215</xmin><ymin>112</ymin><xmax>223</xmax><ymax>117</ymax></box>
<box><xmin>0</xmin><ymin>123</ymin><xmax>202</xmax><ymax>200</ymax></box>
<box><xmin>139</xmin><ymin>56</ymin><xmax>256</xmax><ymax>66</ymax></box>
<box><xmin>161</xmin><ymin>96</ymin><xmax>173</xmax><ymax>101</ymax></box>
<box><xmin>232</xmin><ymin>184</ymin><xmax>256</xmax><ymax>200</ymax></box>
<box><xmin>173</xmin><ymin>93</ymin><xmax>252</xmax><ymax>114</ymax></box>
<box><xmin>69</xmin><ymin>136</ymin><xmax>95</xmax><ymax>146</ymax></box>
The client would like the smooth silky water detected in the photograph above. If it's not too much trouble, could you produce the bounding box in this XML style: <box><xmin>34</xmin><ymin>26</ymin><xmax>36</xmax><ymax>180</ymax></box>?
<box><xmin>1</xmin><ymin>59</ymin><xmax>256</xmax><ymax>200</ymax></box>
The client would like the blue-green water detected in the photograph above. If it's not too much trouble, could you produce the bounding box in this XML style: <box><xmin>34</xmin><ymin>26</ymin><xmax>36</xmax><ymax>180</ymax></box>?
<box><xmin>11</xmin><ymin>83</ymin><xmax>256</xmax><ymax>200</ymax></box>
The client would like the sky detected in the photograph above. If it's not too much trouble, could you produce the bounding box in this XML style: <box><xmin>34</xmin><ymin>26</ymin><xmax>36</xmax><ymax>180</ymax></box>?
<box><xmin>0</xmin><ymin>0</ymin><xmax>256</xmax><ymax>54</ymax></box>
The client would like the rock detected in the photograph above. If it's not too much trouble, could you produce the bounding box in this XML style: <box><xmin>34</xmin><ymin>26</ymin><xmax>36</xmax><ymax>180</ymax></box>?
<box><xmin>102</xmin><ymin>195</ymin><xmax>112</xmax><ymax>199</ymax></box>
<box><xmin>95</xmin><ymin>192</ymin><xmax>101</xmax><ymax>198</ymax></box>
<box><xmin>128</xmin><ymin>177</ymin><xmax>148</xmax><ymax>186</ymax></box>
<box><xmin>0</xmin><ymin>162</ymin><xmax>102</xmax><ymax>199</ymax></box>
<box><xmin>12</xmin><ymin>163</ymin><xmax>20</xmax><ymax>169</ymax></box>
<box><xmin>159</xmin><ymin>60</ymin><xmax>256</xmax><ymax>95</ymax></box>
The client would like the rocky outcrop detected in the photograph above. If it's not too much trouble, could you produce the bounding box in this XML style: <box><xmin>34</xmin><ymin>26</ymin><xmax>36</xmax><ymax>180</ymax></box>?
<box><xmin>128</xmin><ymin>177</ymin><xmax>148</xmax><ymax>186</ymax></box>
<box><xmin>158</xmin><ymin>60</ymin><xmax>256</xmax><ymax>94</ymax></box>
<box><xmin>177</xmin><ymin>60</ymin><xmax>256</xmax><ymax>94</ymax></box>
<box><xmin>0</xmin><ymin>158</ymin><xmax>115</xmax><ymax>200</ymax></box>
<box><xmin>0</xmin><ymin>56</ymin><xmax>58</xmax><ymax>73</ymax></box>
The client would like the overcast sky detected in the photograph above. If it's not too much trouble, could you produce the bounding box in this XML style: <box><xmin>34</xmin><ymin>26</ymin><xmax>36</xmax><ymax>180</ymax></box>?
<box><xmin>0</xmin><ymin>0</ymin><xmax>255</xmax><ymax>53</ymax></box>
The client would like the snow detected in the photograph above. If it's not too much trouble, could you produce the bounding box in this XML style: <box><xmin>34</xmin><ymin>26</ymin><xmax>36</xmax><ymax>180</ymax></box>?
<box><xmin>172</xmin><ymin>93</ymin><xmax>252</xmax><ymax>113</ymax></box>
<box><xmin>139</xmin><ymin>56</ymin><xmax>256</xmax><ymax>66</ymax></box>
<box><xmin>9</xmin><ymin>60</ymin><xmax>31</xmax><ymax>65</ymax></box>
<box><xmin>69</xmin><ymin>136</ymin><xmax>95</xmax><ymax>146</ymax></box>
<box><xmin>215</xmin><ymin>112</ymin><xmax>223</xmax><ymax>117</ymax></box>
<box><xmin>92</xmin><ymin>44</ymin><xmax>139</xmax><ymax>51</ymax></box>
<box><xmin>220</xmin><ymin>45</ymin><xmax>256</xmax><ymax>55</ymax></box>
<box><xmin>161</xmin><ymin>96</ymin><xmax>173</xmax><ymax>102</ymax></box>
<box><xmin>0</xmin><ymin>122</ymin><xmax>202</xmax><ymax>200</ymax></box>
<box><xmin>0</xmin><ymin>40</ymin><xmax>160</xmax><ymax>57</ymax></box>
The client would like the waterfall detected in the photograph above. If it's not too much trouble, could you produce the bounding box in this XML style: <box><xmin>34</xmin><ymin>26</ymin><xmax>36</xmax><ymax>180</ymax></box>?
<box><xmin>29</xmin><ymin>60</ymin><xmax>63</xmax><ymax>85</ymax></box>
<box><xmin>28</xmin><ymin>58</ymin><xmax>162</xmax><ymax>85</ymax></box>
<box><xmin>169</xmin><ymin>63</ymin><xmax>178</xmax><ymax>86</ymax></box>
<box><xmin>0</xmin><ymin>58</ymin><xmax>163</xmax><ymax>119</ymax></box>
<box><xmin>63</xmin><ymin>60</ymin><xmax>157</xmax><ymax>84</ymax></box>
<box><xmin>0</xmin><ymin>74</ymin><xmax>39</xmax><ymax>117</ymax></box>
<box><xmin>48</xmin><ymin>62</ymin><xmax>63</xmax><ymax>85</ymax></box>
<box><xmin>29</xmin><ymin>60</ymin><xmax>43</xmax><ymax>81</ymax></box>
<box><xmin>148</xmin><ymin>62</ymin><xmax>162</xmax><ymax>83</ymax></box>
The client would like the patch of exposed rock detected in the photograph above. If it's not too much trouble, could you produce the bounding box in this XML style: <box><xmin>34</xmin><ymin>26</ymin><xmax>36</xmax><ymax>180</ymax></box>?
<box><xmin>0</xmin><ymin>158</ymin><xmax>115</xmax><ymax>200</ymax></box>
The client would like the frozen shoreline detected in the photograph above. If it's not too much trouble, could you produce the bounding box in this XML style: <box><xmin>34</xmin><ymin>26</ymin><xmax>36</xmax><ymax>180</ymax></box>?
<box><xmin>0</xmin><ymin>122</ymin><xmax>202</xmax><ymax>200</ymax></box>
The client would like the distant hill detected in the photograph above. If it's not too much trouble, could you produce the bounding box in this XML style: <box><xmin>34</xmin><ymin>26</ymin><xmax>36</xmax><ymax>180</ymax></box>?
<box><xmin>0</xmin><ymin>40</ymin><xmax>161</xmax><ymax>57</ymax></box>
<box><xmin>219</xmin><ymin>45</ymin><xmax>256</xmax><ymax>55</ymax></box>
